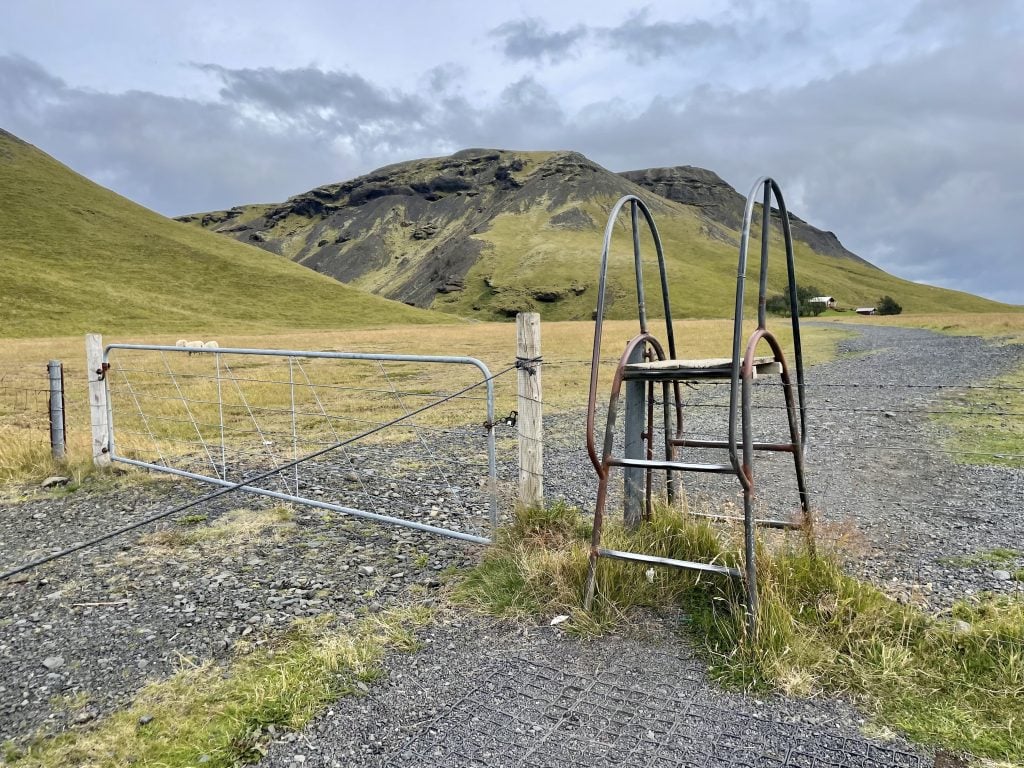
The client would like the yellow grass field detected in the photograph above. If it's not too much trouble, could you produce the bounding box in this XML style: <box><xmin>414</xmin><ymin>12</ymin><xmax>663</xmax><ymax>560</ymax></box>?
<box><xmin>0</xmin><ymin>319</ymin><xmax>845</xmax><ymax>484</ymax></box>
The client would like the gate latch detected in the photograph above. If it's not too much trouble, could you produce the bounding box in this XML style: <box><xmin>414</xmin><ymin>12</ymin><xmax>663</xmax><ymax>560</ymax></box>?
<box><xmin>484</xmin><ymin>410</ymin><xmax>518</xmax><ymax>430</ymax></box>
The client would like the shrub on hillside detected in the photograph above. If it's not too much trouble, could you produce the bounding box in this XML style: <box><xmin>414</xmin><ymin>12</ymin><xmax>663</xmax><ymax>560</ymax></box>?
<box><xmin>877</xmin><ymin>295</ymin><xmax>903</xmax><ymax>315</ymax></box>
<box><xmin>765</xmin><ymin>284</ymin><xmax>826</xmax><ymax>317</ymax></box>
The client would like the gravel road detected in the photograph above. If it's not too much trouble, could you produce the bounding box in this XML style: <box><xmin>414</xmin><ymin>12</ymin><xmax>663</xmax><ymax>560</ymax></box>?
<box><xmin>1</xmin><ymin>323</ymin><xmax>1021</xmax><ymax>764</ymax></box>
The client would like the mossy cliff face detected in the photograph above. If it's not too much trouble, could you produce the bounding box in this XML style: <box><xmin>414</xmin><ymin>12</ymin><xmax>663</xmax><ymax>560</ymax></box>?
<box><xmin>180</xmin><ymin>149</ymin><xmax>1011</xmax><ymax>320</ymax></box>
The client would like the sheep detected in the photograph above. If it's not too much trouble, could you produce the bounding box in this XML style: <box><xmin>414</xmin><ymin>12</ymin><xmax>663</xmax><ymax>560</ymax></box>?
<box><xmin>175</xmin><ymin>339</ymin><xmax>219</xmax><ymax>355</ymax></box>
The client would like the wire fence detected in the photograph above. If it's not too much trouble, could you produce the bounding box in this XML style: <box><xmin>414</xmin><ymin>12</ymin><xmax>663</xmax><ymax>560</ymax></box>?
<box><xmin>3</xmin><ymin>350</ymin><xmax>1022</xmax><ymax>483</ymax></box>
<box><xmin>2</xmin><ymin>333</ymin><xmax>1022</xmax><ymax>597</ymax></box>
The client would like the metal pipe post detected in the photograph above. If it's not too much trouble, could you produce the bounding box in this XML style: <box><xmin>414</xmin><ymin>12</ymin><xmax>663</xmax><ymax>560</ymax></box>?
<box><xmin>47</xmin><ymin>360</ymin><xmax>66</xmax><ymax>461</ymax></box>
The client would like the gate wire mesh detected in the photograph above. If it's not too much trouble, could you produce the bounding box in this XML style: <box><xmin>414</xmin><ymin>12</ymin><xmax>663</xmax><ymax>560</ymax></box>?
<box><xmin>104</xmin><ymin>345</ymin><xmax>518</xmax><ymax>543</ymax></box>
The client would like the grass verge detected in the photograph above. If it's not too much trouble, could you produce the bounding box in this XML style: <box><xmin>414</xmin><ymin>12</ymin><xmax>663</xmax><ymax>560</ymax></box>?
<box><xmin>937</xmin><ymin>365</ymin><xmax>1024</xmax><ymax>469</ymax></box>
<box><xmin>828</xmin><ymin>311</ymin><xmax>1024</xmax><ymax>468</ymax></box>
<box><xmin>3</xmin><ymin>606</ymin><xmax>431</xmax><ymax>768</ymax></box>
<box><xmin>455</xmin><ymin>503</ymin><xmax>1024</xmax><ymax>763</ymax></box>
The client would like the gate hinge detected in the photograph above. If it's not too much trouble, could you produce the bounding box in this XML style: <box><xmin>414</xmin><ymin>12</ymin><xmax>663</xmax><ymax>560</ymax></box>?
<box><xmin>96</xmin><ymin>362</ymin><xmax>110</xmax><ymax>381</ymax></box>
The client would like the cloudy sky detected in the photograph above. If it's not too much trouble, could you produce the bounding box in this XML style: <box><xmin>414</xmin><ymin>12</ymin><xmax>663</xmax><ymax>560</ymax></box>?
<box><xmin>2</xmin><ymin>0</ymin><xmax>1022</xmax><ymax>303</ymax></box>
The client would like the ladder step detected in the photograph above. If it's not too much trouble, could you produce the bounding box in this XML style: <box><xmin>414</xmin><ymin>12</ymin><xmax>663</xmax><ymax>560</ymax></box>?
<box><xmin>623</xmin><ymin>357</ymin><xmax>782</xmax><ymax>381</ymax></box>
<box><xmin>607</xmin><ymin>457</ymin><xmax>735</xmax><ymax>474</ymax></box>
<box><xmin>597</xmin><ymin>548</ymin><xmax>741</xmax><ymax>578</ymax></box>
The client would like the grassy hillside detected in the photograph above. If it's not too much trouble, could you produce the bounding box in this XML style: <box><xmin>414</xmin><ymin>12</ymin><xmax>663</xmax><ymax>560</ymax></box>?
<box><xmin>182</xmin><ymin>149</ymin><xmax>1014</xmax><ymax>320</ymax></box>
<box><xmin>434</xmin><ymin>196</ymin><xmax>1012</xmax><ymax>320</ymax></box>
<box><xmin>0</xmin><ymin>129</ymin><xmax>447</xmax><ymax>338</ymax></box>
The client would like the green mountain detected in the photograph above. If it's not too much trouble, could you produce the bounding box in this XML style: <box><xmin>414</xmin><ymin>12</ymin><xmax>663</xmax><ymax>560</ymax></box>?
<box><xmin>179</xmin><ymin>148</ymin><xmax>1011</xmax><ymax>320</ymax></box>
<box><xmin>0</xmin><ymin>128</ymin><xmax>445</xmax><ymax>338</ymax></box>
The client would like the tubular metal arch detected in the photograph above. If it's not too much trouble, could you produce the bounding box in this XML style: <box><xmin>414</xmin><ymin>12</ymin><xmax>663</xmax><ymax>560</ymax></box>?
<box><xmin>587</xmin><ymin>195</ymin><xmax>678</xmax><ymax>474</ymax></box>
<box><xmin>584</xmin><ymin>181</ymin><xmax>815</xmax><ymax>638</ymax></box>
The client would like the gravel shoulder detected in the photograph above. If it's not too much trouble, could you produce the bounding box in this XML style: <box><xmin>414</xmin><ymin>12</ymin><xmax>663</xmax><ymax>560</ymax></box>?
<box><xmin>1</xmin><ymin>323</ymin><xmax>1022</xmax><ymax>763</ymax></box>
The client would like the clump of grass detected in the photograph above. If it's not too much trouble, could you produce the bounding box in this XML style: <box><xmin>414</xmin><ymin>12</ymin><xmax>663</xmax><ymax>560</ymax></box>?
<box><xmin>176</xmin><ymin>514</ymin><xmax>209</xmax><ymax>526</ymax></box>
<box><xmin>6</xmin><ymin>607</ymin><xmax>431</xmax><ymax>767</ymax></box>
<box><xmin>700</xmin><ymin>549</ymin><xmax>1024</xmax><ymax>759</ymax></box>
<box><xmin>139</xmin><ymin>506</ymin><xmax>295</xmax><ymax>552</ymax></box>
<box><xmin>456</xmin><ymin>501</ymin><xmax>739</xmax><ymax>632</ymax></box>
<box><xmin>940</xmin><ymin>547</ymin><xmax>1020</xmax><ymax>568</ymax></box>
<box><xmin>0</xmin><ymin>429</ymin><xmax>94</xmax><ymax>486</ymax></box>
<box><xmin>456</xmin><ymin>502</ymin><xmax>1024</xmax><ymax>762</ymax></box>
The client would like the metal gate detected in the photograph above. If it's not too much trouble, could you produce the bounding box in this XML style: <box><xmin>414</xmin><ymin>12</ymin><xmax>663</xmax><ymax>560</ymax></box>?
<box><xmin>102</xmin><ymin>343</ymin><xmax>501</xmax><ymax>544</ymax></box>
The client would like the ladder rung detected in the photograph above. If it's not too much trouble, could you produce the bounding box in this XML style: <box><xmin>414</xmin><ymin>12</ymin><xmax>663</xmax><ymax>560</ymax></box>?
<box><xmin>688</xmin><ymin>511</ymin><xmax>803</xmax><ymax>530</ymax></box>
<box><xmin>673</xmin><ymin>438</ymin><xmax>798</xmax><ymax>453</ymax></box>
<box><xmin>607</xmin><ymin>457</ymin><xmax>735</xmax><ymax>474</ymax></box>
<box><xmin>597</xmin><ymin>548</ymin><xmax>741</xmax><ymax>578</ymax></box>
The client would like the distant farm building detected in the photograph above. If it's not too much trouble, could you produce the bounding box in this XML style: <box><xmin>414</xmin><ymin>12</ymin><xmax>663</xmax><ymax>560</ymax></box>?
<box><xmin>855</xmin><ymin>307</ymin><xmax>877</xmax><ymax>315</ymax></box>
<box><xmin>809</xmin><ymin>296</ymin><xmax>837</xmax><ymax>309</ymax></box>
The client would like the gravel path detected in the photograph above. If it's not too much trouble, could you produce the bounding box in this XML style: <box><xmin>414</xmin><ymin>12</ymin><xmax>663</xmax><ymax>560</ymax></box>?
<box><xmin>1</xmin><ymin>323</ymin><xmax>1021</xmax><ymax>763</ymax></box>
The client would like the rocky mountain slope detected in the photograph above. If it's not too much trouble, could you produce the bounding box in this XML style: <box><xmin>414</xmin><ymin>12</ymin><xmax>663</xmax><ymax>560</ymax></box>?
<box><xmin>620</xmin><ymin>166</ymin><xmax>870</xmax><ymax>265</ymax></box>
<box><xmin>178</xmin><ymin>149</ymin><xmax>1008</xmax><ymax>320</ymax></box>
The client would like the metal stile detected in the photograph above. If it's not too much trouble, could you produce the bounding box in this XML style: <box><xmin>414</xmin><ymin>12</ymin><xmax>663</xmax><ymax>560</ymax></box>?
<box><xmin>583</xmin><ymin>180</ymin><xmax>814</xmax><ymax>636</ymax></box>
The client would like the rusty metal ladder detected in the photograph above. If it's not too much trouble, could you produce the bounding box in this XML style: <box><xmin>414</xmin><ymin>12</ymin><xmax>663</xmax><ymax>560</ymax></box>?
<box><xmin>583</xmin><ymin>179</ymin><xmax>813</xmax><ymax>635</ymax></box>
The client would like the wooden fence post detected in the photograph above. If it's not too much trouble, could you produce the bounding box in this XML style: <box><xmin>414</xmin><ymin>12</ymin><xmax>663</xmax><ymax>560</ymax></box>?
<box><xmin>516</xmin><ymin>313</ymin><xmax>543</xmax><ymax>508</ymax></box>
<box><xmin>86</xmin><ymin>333</ymin><xmax>111</xmax><ymax>467</ymax></box>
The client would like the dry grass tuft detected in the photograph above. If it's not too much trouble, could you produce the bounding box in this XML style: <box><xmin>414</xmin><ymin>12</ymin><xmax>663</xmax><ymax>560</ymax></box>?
<box><xmin>136</xmin><ymin>506</ymin><xmax>296</xmax><ymax>555</ymax></box>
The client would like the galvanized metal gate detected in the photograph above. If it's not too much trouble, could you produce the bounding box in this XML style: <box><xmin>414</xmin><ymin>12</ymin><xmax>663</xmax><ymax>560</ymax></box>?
<box><xmin>101</xmin><ymin>343</ymin><xmax>502</xmax><ymax>544</ymax></box>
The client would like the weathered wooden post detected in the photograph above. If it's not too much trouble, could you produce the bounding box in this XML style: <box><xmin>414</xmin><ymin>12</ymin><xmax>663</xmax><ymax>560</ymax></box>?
<box><xmin>47</xmin><ymin>360</ymin><xmax>66</xmax><ymax>461</ymax></box>
<box><xmin>85</xmin><ymin>333</ymin><xmax>111</xmax><ymax>467</ymax></box>
<box><xmin>516</xmin><ymin>312</ymin><xmax>543</xmax><ymax>508</ymax></box>
<box><xmin>623</xmin><ymin>344</ymin><xmax>645</xmax><ymax>528</ymax></box>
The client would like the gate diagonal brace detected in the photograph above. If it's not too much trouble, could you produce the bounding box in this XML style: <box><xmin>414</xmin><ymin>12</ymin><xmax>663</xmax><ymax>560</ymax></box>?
<box><xmin>2</xmin><ymin>356</ymin><xmax>518</xmax><ymax>582</ymax></box>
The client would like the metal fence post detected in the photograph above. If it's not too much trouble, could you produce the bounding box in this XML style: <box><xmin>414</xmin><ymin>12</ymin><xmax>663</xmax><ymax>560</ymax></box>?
<box><xmin>517</xmin><ymin>312</ymin><xmax>543</xmax><ymax>508</ymax></box>
<box><xmin>623</xmin><ymin>345</ymin><xmax>645</xmax><ymax>528</ymax></box>
<box><xmin>86</xmin><ymin>333</ymin><xmax>111</xmax><ymax>467</ymax></box>
<box><xmin>47</xmin><ymin>360</ymin><xmax>66</xmax><ymax>461</ymax></box>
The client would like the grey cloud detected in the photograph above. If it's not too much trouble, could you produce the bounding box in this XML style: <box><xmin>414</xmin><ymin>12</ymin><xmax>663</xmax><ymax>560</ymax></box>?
<box><xmin>423</xmin><ymin>63</ymin><xmax>465</xmax><ymax>94</ymax></box>
<box><xmin>559</xmin><ymin>38</ymin><xmax>1023</xmax><ymax>302</ymax></box>
<box><xmin>0</xmin><ymin>55</ymin><xmax>464</xmax><ymax>215</ymax></box>
<box><xmin>1</xmin><ymin>30</ymin><xmax>1020</xmax><ymax>304</ymax></box>
<box><xmin>489</xmin><ymin>18</ymin><xmax>587</xmax><ymax>64</ymax></box>
<box><xmin>602</xmin><ymin>9</ymin><xmax>737</xmax><ymax>63</ymax></box>
<box><xmin>195</xmin><ymin>63</ymin><xmax>424</xmax><ymax>131</ymax></box>
<box><xmin>902</xmin><ymin>0</ymin><xmax>1024</xmax><ymax>36</ymax></box>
